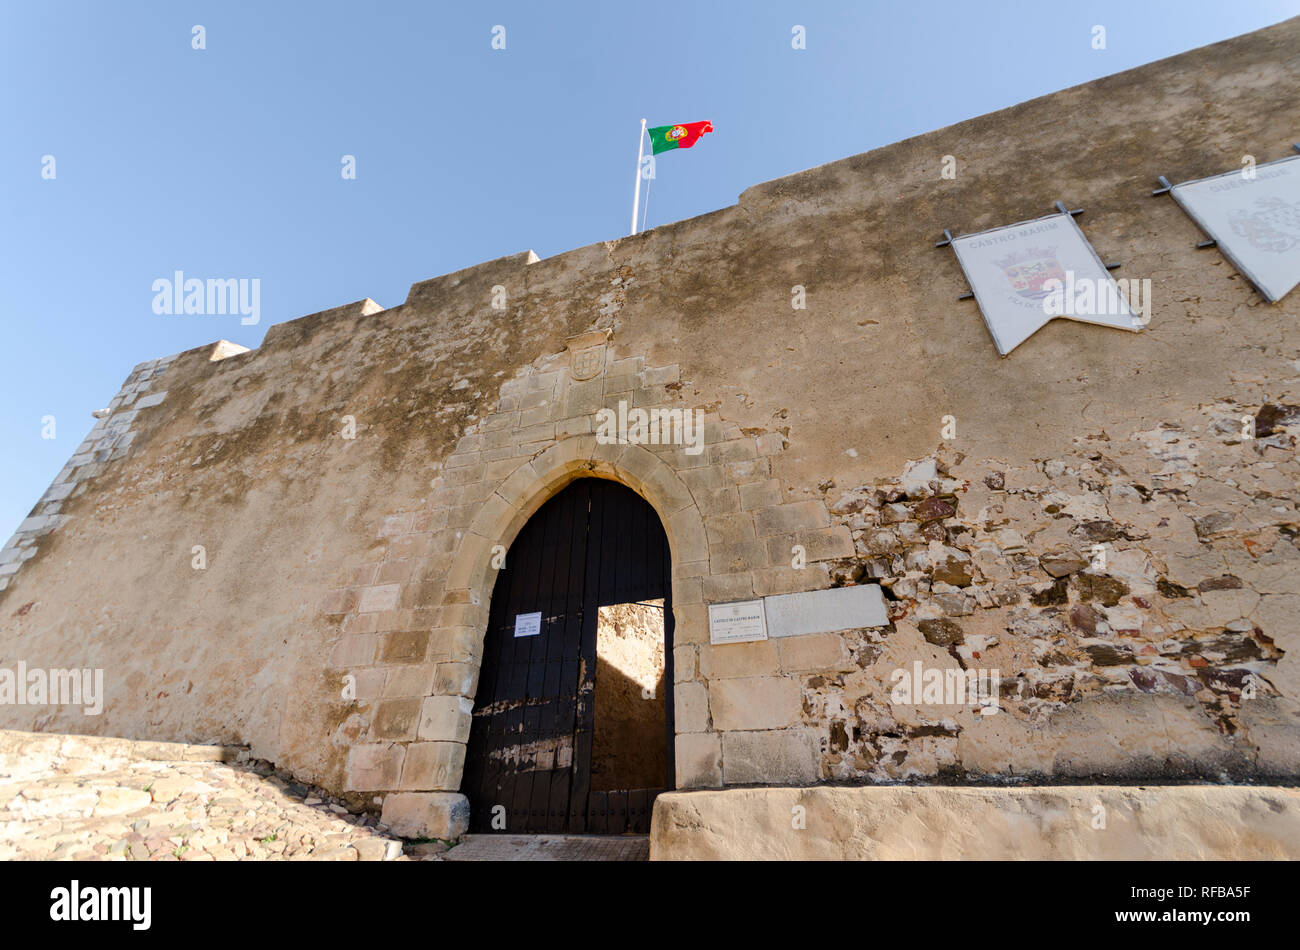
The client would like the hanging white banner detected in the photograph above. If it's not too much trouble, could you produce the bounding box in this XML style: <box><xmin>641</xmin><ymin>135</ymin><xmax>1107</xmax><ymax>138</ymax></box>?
<box><xmin>1170</xmin><ymin>155</ymin><xmax>1300</xmax><ymax>303</ymax></box>
<box><xmin>951</xmin><ymin>213</ymin><xmax>1142</xmax><ymax>356</ymax></box>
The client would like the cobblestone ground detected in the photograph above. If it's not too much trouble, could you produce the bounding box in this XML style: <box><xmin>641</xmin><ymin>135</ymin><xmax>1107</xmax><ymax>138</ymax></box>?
<box><xmin>1</xmin><ymin>731</ymin><xmax>651</xmax><ymax>861</ymax></box>
<box><xmin>0</xmin><ymin>730</ymin><xmax>447</xmax><ymax>861</ymax></box>
<box><xmin>443</xmin><ymin>834</ymin><xmax>649</xmax><ymax>861</ymax></box>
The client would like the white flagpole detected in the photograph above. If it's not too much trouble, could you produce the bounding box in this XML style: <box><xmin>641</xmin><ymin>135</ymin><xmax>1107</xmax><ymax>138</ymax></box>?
<box><xmin>630</xmin><ymin>118</ymin><xmax>647</xmax><ymax>236</ymax></box>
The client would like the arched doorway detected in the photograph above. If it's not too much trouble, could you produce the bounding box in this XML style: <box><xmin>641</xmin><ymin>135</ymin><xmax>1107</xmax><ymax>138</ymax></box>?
<box><xmin>462</xmin><ymin>478</ymin><xmax>675</xmax><ymax>834</ymax></box>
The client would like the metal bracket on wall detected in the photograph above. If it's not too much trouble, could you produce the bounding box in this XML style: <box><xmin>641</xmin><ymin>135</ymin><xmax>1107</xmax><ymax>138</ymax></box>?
<box><xmin>1158</xmin><ymin>146</ymin><xmax>1300</xmax><ymax>201</ymax></box>
<box><xmin>935</xmin><ymin>228</ymin><xmax>955</xmax><ymax>248</ymax></box>
<box><xmin>1051</xmin><ymin>202</ymin><xmax>1123</xmax><ymax>266</ymax></box>
<box><xmin>1151</xmin><ymin>174</ymin><xmax>1217</xmax><ymax>246</ymax></box>
<box><xmin>934</xmin><ymin>229</ymin><xmax>977</xmax><ymax>298</ymax></box>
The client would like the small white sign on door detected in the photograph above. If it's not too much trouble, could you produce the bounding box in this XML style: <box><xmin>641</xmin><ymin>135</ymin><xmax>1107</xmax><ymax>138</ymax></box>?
<box><xmin>513</xmin><ymin>611</ymin><xmax>542</xmax><ymax>638</ymax></box>
<box><xmin>708</xmin><ymin>599</ymin><xmax>768</xmax><ymax>645</ymax></box>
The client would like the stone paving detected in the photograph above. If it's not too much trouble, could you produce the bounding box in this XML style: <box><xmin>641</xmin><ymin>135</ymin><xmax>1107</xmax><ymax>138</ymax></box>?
<box><xmin>0</xmin><ymin>730</ymin><xmax>650</xmax><ymax>861</ymax></box>
<box><xmin>0</xmin><ymin>730</ymin><xmax>443</xmax><ymax>861</ymax></box>
<box><xmin>442</xmin><ymin>834</ymin><xmax>649</xmax><ymax>861</ymax></box>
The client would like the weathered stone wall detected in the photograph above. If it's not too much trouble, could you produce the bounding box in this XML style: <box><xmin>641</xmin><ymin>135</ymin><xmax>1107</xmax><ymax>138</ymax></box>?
<box><xmin>1</xmin><ymin>18</ymin><xmax>1297</xmax><ymax>826</ymax></box>
<box><xmin>593</xmin><ymin>600</ymin><xmax>667</xmax><ymax>790</ymax></box>
<box><xmin>804</xmin><ymin>430</ymin><xmax>1297</xmax><ymax>785</ymax></box>
<box><xmin>650</xmin><ymin>785</ymin><xmax>1300</xmax><ymax>860</ymax></box>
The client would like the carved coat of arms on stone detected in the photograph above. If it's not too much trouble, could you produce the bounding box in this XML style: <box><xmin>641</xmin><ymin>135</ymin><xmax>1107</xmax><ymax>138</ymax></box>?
<box><xmin>566</xmin><ymin>330</ymin><xmax>611</xmax><ymax>381</ymax></box>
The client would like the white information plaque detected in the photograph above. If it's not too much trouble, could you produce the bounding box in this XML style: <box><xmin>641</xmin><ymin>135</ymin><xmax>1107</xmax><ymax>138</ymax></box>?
<box><xmin>1171</xmin><ymin>155</ymin><xmax>1300</xmax><ymax>303</ymax></box>
<box><xmin>513</xmin><ymin>611</ymin><xmax>542</xmax><ymax>638</ymax></box>
<box><xmin>764</xmin><ymin>584</ymin><xmax>888</xmax><ymax>637</ymax></box>
<box><xmin>708</xmin><ymin>599</ymin><xmax>768</xmax><ymax>645</ymax></box>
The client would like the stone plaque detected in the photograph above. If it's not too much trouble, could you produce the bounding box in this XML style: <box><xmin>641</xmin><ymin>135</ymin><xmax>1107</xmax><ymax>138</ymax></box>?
<box><xmin>708</xmin><ymin>599</ymin><xmax>768</xmax><ymax>645</ymax></box>
<box><xmin>513</xmin><ymin>611</ymin><xmax>542</xmax><ymax>638</ymax></box>
<box><xmin>763</xmin><ymin>584</ymin><xmax>888</xmax><ymax>638</ymax></box>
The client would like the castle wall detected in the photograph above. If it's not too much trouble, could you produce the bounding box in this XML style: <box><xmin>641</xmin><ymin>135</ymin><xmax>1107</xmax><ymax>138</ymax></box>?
<box><xmin>1</xmin><ymin>19</ymin><xmax>1297</xmax><ymax>828</ymax></box>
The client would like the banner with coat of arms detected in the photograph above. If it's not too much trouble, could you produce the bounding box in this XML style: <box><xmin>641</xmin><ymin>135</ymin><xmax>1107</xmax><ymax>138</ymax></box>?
<box><xmin>1169</xmin><ymin>154</ymin><xmax>1300</xmax><ymax>303</ymax></box>
<box><xmin>950</xmin><ymin>213</ymin><xmax>1141</xmax><ymax>355</ymax></box>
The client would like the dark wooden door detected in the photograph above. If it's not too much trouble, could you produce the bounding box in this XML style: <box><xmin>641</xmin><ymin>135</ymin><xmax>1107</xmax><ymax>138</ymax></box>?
<box><xmin>462</xmin><ymin>478</ymin><xmax>674</xmax><ymax>834</ymax></box>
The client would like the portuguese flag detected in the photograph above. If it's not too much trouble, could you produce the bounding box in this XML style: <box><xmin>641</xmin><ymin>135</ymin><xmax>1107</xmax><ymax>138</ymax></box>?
<box><xmin>647</xmin><ymin>121</ymin><xmax>714</xmax><ymax>154</ymax></box>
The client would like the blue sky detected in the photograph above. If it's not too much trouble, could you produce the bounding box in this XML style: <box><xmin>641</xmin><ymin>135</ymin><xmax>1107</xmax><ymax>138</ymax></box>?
<box><xmin>2</xmin><ymin>0</ymin><xmax>1297</xmax><ymax>537</ymax></box>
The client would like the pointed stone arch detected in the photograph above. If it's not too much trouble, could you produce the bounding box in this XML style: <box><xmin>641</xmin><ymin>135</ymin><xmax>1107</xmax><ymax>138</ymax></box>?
<box><xmin>415</xmin><ymin>436</ymin><xmax>709</xmax><ymax>808</ymax></box>
<box><xmin>445</xmin><ymin>435</ymin><xmax>708</xmax><ymax>627</ymax></box>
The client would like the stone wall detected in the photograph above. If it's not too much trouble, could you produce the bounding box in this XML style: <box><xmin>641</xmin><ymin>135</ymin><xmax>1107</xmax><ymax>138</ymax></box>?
<box><xmin>806</xmin><ymin>421</ymin><xmax>1298</xmax><ymax>784</ymax></box>
<box><xmin>0</xmin><ymin>354</ymin><xmax>176</xmax><ymax>593</ymax></box>
<box><xmin>0</xmin><ymin>18</ymin><xmax>1297</xmax><ymax>828</ymax></box>
<box><xmin>592</xmin><ymin>600</ymin><xmax>667</xmax><ymax>791</ymax></box>
<box><xmin>649</xmin><ymin>785</ymin><xmax>1300</xmax><ymax>860</ymax></box>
